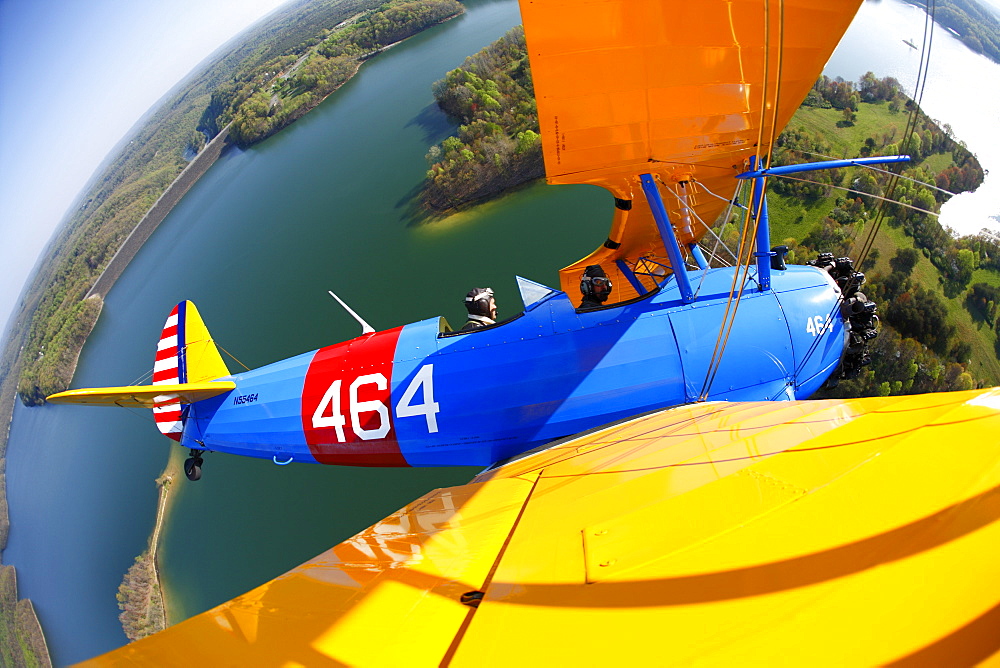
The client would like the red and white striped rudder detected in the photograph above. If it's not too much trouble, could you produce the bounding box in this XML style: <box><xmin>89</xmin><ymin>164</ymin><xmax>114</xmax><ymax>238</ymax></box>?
<box><xmin>152</xmin><ymin>303</ymin><xmax>186</xmax><ymax>441</ymax></box>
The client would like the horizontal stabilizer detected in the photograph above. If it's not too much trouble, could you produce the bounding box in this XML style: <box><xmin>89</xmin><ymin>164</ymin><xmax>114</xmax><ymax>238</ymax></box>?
<box><xmin>46</xmin><ymin>381</ymin><xmax>235</xmax><ymax>408</ymax></box>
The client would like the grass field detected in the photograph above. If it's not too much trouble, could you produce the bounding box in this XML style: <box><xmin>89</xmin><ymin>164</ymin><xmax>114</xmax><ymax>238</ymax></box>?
<box><xmin>767</xmin><ymin>100</ymin><xmax>1000</xmax><ymax>386</ymax></box>
<box><xmin>789</xmin><ymin>103</ymin><xmax>908</xmax><ymax>158</ymax></box>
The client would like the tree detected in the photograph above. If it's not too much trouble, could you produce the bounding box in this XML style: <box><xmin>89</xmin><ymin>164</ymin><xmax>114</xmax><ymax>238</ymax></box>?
<box><xmin>889</xmin><ymin>247</ymin><xmax>920</xmax><ymax>274</ymax></box>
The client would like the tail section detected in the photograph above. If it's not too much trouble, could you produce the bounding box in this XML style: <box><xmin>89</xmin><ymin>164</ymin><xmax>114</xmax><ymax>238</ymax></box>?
<box><xmin>153</xmin><ymin>301</ymin><xmax>230</xmax><ymax>440</ymax></box>
<box><xmin>47</xmin><ymin>301</ymin><xmax>233</xmax><ymax>443</ymax></box>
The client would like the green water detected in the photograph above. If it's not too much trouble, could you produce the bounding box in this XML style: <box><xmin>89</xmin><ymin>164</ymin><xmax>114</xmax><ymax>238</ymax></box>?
<box><xmin>4</xmin><ymin>0</ymin><xmax>610</xmax><ymax>661</ymax></box>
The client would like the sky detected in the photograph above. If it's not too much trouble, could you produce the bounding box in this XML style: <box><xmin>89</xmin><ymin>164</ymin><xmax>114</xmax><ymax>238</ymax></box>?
<box><xmin>0</xmin><ymin>0</ymin><xmax>292</xmax><ymax>333</ymax></box>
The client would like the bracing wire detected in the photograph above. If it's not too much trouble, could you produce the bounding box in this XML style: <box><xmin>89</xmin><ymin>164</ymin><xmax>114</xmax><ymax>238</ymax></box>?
<box><xmin>699</xmin><ymin>0</ymin><xmax>785</xmax><ymax>401</ymax></box>
<box><xmin>770</xmin><ymin>173</ymin><xmax>941</xmax><ymax>218</ymax></box>
<box><xmin>682</xmin><ymin>181</ymin><xmax>746</xmax><ymax>296</ymax></box>
<box><xmin>217</xmin><ymin>343</ymin><xmax>251</xmax><ymax>372</ymax></box>
<box><xmin>792</xmin><ymin>0</ymin><xmax>939</xmax><ymax>382</ymax></box>
<box><xmin>853</xmin><ymin>0</ymin><xmax>936</xmax><ymax>270</ymax></box>
<box><xmin>781</xmin><ymin>148</ymin><xmax>957</xmax><ymax>200</ymax></box>
<box><xmin>764</xmin><ymin>0</ymin><xmax>786</xmax><ymax>170</ymax></box>
<box><xmin>661</xmin><ymin>179</ymin><xmax>743</xmax><ymax>268</ymax></box>
<box><xmin>695</xmin><ymin>179</ymin><xmax>748</xmax><ymax>210</ymax></box>
<box><xmin>128</xmin><ymin>368</ymin><xmax>155</xmax><ymax>387</ymax></box>
<box><xmin>699</xmin><ymin>185</ymin><xmax>760</xmax><ymax>400</ymax></box>
<box><xmin>131</xmin><ymin>341</ymin><xmax>250</xmax><ymax>389</ymax></box>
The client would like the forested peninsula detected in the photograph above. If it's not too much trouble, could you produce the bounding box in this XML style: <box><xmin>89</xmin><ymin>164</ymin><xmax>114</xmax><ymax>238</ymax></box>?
<box><xmin>903</xmin><ymin>0</ymin><xmax>1000</xmax><ymax>65</ymax></box>
<box><xmin>422</xmin><ymin>28</ymin><xmax>996</xmax><ymax>396</ymax></box>
<box><xmin>0</xmin><ymin>566</ymin><xmax>51</xmax><ymax>668</ymax></box>
<box><xmin>422</xmin><ymin>26</ymin><xmax>542</xmax><ymax>210</ymax></box>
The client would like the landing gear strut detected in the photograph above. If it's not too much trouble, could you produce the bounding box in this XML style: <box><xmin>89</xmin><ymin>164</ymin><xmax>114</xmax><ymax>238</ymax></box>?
<box><xmin>184</xmin><ymin>449</ymin><xmax>205</xmax><ymax>481</ymax></box>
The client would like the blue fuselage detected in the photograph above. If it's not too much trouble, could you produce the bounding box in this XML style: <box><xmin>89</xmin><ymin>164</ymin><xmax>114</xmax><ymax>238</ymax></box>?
<box><xmin>183</xmin><ymin>266</ymin><xmax>845</xmax><ymax>467</ymax></box>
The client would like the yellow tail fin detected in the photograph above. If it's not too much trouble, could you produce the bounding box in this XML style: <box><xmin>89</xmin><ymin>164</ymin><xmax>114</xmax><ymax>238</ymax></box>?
<box><xmin>182</xmin><ymin>301</ymin><xmax>231</xmax><ymax>383</ymax></box>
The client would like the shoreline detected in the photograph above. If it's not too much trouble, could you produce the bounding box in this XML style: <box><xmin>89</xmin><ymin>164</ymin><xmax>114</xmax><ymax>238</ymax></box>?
<box><xmin>0</xmin><ymin>3</ymin><xmax>473</xmax><ymax>660</ymax></box>
<box><xmin>152</xmin><ymin>448</ymin><xmax>184</xmax><ymax>626</ymax></box>
<box><xmin>86</xmin><ymin>126</ymin><xmax>232</xmax><ymax>301</ymax></box>
<box><xmin>116</xmin><ymin>448</ymin><xmax>182</xmax><ymax>641</ymax></box>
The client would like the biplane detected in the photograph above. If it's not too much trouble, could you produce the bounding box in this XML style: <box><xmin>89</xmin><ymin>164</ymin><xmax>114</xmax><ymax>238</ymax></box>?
<box><xmin>49</xmin><ymin>0</ymin><xmax>891</xmax><ymax>481</ymax></box>
<box><xmin>61</xmin><ymin>0</ymin><xmax>1000</xmax><ymax>664</ymax></box>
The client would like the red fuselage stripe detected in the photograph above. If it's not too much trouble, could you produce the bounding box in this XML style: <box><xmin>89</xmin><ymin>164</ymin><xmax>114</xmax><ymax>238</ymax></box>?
<box><xmin>300</xmin><ymin>327</ymin><xmax>408</xmax><ymax>466</ymax></box>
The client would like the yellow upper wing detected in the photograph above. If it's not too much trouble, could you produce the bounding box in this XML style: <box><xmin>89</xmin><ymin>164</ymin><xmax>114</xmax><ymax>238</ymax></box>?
<box><xmin>84</xmin><ymin>388</ymin><xmax>1000</xmax><ymax>666</ymax></box>
<box><xmin>517</xmin><ymin>0</ymin><xmax>864</xmax><ymax>297</ymax></box>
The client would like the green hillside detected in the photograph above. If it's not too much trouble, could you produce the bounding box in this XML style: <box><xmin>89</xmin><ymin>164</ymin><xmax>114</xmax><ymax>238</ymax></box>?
<box><xmin>768</xmin><ymin>74</ymin><xmax>998</xmax><ymax>395</ymax></box>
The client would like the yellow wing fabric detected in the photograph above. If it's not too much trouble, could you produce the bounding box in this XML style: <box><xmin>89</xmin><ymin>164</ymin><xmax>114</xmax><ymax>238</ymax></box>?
<box><xmin>84</xmin><ymin>388</ymin><xmax>1000</xmax><ymax>666</ymax></box>
<box><xmin>516</xmin><ymin>0</ymin><xmax>864</xmax><ymax>298</ymax></box>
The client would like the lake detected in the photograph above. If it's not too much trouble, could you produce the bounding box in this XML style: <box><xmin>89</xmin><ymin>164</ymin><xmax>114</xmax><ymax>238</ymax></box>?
<box><xmin>825</xmin><ymin>0</ymin><xmax>1000</xmax><ymax>236</ymax></box>
<box><xmin>3</xmin><ymin>0</ymin><xmax>998</xmax><ymax>664</ymax></box>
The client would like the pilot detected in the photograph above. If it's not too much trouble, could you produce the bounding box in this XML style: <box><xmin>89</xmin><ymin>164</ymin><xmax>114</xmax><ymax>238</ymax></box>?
<box><xmin>461</xmin><ymin>287</ymin><xmax>497</xmax><ymax>331</ymax></box>
<box><xmin>579</xmin><ymin>265</ymin><xmax>612</xmax><ymax>310</ymax></box>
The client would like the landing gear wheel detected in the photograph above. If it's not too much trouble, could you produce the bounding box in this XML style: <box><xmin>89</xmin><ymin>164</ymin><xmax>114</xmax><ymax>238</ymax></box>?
<box><xmin>184</xmin><ymin>456</ymin><xmax>204</xmax><ymax>481</ymax></box>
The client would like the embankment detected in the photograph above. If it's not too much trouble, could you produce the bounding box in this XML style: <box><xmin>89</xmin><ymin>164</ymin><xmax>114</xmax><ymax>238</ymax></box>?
<box><xmin>0</xmin><ymin>565</ymin><xmax>52</xmax><ymax>668</ymax></box>
<box><xmin>87</xmin><ymin>126</ymin><xmax>231</xmax><ymax>300</ymax></box>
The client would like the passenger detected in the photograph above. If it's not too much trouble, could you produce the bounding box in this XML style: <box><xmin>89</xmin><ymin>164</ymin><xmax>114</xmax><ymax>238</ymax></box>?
<box><xmin>579</xmin><ymin>265</ymin><xmax>612</xmax><ymax>310</ymax></box>
<box><xmin>461</xmin><ymin>287</ymin><xmax>497</xmax><ymax>331</ymax></box>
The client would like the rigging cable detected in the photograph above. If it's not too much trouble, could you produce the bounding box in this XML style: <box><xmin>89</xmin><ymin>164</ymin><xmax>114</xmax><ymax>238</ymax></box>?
<box><xmin>670</xmin><ymin>181</ymin><xmax>744</xmax><ymax>298</ymax></box>
<box><xmin>769</xmin><ymin>173</ymin><xmax>941</xmax><ymax>217</ymax></box>
<box><xmin>217</xmin><ymin>343</ymin><xmax>252</xmax><ymax>372</ymax></box>
<box><xmin>853</xmin><ymin>0</ymin><xmax>936</xmax><ymax>270</ymax></box>
<box><xmin>793</xmin><ymin>0</ymin><xmax>939</xmax><ymax>383</ymax></box>
<box><xmin>698</xmin><ymin>174</ymin><xmax>760</xmax><ymax>400</ymax></box>
<box><xmin>699</xmin><ymin>0</ymin><xmax>786</xmax><ymax>401</ymax></box>
<box><xmin>663</xmin><ymin>179</ymin><xmax>743</xmax><ymax>265</ymax></box>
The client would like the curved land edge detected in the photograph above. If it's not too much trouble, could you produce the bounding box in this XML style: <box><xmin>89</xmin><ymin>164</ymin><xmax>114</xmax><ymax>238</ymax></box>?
<box><xmin>8</xmin><ymin>0</ymin><xmax>467</xmax><ymax>409</ymax></box>
<box><xmin>901</xmin><ymin>0</ymin><xmax>1000</xmax><ymax>66</ymax></box>
<box><xmin>0</xmin><ymin>565</ymin><xmax>53</xmax><ymax>668</ymax></box>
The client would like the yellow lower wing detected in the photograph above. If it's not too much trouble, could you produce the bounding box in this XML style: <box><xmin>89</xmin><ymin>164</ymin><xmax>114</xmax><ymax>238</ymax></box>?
<box><xmin>84</xmin><ymin>388</ymin><xmax>1000</xmax><ymax>666</ymax></box>
<box><xmin>47</xmin><ymin>382</ymin><xmax>235</xmax><ymax>408</ymax></box>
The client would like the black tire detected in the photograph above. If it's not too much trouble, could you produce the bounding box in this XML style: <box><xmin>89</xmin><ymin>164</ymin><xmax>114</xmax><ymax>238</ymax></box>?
<box><xmin>184</xmin><ymin>457</ymin><xmax>203</xmax><ymax>481</ymax></box>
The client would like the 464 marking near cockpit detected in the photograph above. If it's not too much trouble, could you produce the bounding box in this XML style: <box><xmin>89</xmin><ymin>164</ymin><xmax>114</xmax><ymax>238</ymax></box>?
<box><xmin>310</xmin><ymin>364</ymin><xmax>440</xmax><ymax>442</ymax></box>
